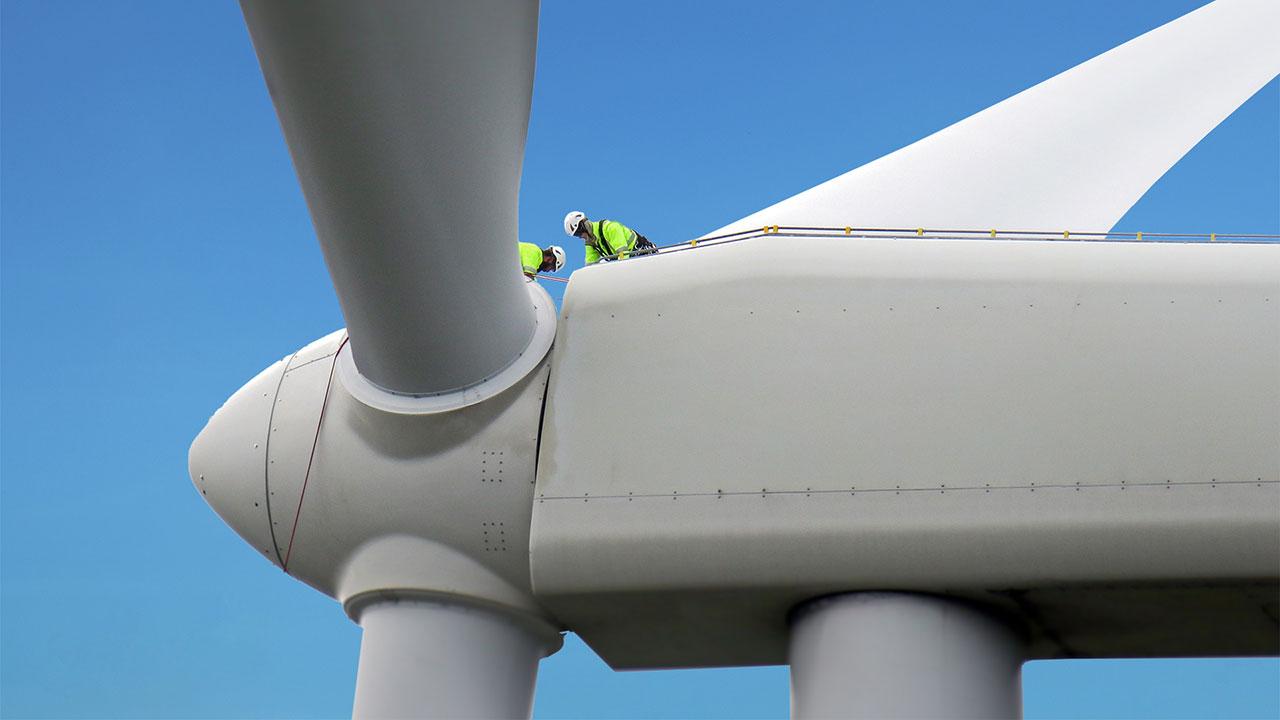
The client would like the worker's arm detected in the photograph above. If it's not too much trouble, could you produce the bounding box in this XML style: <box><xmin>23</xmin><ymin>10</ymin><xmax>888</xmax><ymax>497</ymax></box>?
<box><xmin>584</xmin><ymin>242</ymin><xmax>602</xmax><ymax>265</ymax></box>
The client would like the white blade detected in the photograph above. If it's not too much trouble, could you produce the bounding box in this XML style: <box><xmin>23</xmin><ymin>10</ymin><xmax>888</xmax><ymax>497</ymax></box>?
<box><xmin>241</xmin><ymin>1</ymin><xmax>540</xmax><ymax>396</ymax></box>
<box><xmin>711</xmin><ymin>0</ymin><xmax>1280</xmax><ymax>236</ymax></box>
<box><xmin>353</xmin><ymin>598</ymin><xmax>556</xmax><ymax>719</ymax></box>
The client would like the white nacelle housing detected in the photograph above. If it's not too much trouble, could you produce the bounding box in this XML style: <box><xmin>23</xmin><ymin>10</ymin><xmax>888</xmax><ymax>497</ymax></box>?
<box><xmin>191</xmin><ymin>235</ymin><xmax>1280</xmax><ymax>672</ymax></box>
<box><xmin>530</xmin><ymin>236</ymin><xmax>1280</xmax><ymax>668</ymax></box>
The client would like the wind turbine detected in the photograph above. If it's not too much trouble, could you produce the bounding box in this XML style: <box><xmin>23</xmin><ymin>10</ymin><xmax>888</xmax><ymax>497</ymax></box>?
<box><xmin>191</xmin><ymin>1</ymin><xmax>1280</xmax><ymax>717</ymax></box>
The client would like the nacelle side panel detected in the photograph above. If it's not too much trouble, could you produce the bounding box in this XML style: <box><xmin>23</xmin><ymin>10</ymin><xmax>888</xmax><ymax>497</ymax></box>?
<box><xmin>531</xmin><ymin>237</ymin><xmax>1280</xmax><ymax>667</ymax></box>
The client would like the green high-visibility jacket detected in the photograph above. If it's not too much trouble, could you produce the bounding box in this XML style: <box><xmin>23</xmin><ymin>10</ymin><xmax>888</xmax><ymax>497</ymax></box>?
<box><xmin>518</xmin><ymin>242</ymin><xmax>544</xmax><ymax>275</ymax></box>
<box><xmin>584</xmin><ymin>219</ymin><xmax>639</xmax><ymax>264</ymax></box>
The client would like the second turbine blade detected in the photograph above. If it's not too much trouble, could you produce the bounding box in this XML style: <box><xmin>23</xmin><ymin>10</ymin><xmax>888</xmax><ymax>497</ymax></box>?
<box><xmin>712</xmin><ymin>0</ymin><xmax>1280</xmax><ymax>237</ymax></box>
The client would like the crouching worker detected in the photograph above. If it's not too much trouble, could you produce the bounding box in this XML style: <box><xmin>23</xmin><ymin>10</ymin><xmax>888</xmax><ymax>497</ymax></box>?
<box><xmin>563</xmin><ymin>210</ymin><xmax>656</xmax><ymax>265</ymax></box>
<box><xmin>519</xmin><ymin>242</ymin><xmax>566</xmax><ymax>278</ymax></box>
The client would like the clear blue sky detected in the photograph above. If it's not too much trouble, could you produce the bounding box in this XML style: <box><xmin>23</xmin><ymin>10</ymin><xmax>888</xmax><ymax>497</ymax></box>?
<box><xmin>2</xmin><ymin>1</ymin><xmax>1277</xmax><ymax>718</ymax></box>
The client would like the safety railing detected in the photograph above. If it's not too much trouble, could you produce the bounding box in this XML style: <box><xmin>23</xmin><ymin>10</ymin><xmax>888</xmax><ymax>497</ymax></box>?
<box><xmin>533</xmin><ymin>225</ymin><xmax>1279</xmax><ymax>283</ymax></box>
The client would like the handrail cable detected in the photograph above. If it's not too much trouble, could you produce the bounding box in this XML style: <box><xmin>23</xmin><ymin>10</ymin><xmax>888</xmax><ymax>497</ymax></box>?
<box><xmin>589</xmin><ymin>225</ymin><xmax>1280</xmax><ymax>263</ymax></box>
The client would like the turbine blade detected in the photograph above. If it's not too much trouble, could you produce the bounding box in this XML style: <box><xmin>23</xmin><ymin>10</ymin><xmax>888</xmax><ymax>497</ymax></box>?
<box><xmin>712</xmin><ymin>0</ymin><xmax>1279</xmax><ymax>235</ymax></box>
<box><xmin>352</xmin><ymin>598</ymin><xmax>557</xmax><ymax>719</ymax></box>
<box><xmin>240</xmin><ymin>0</ymin><xmax>540</xmax><ymax>396</ymax></box>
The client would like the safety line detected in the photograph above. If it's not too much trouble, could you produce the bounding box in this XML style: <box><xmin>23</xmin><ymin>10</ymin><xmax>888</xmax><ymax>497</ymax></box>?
<box><xmin>282</xmin><ymin>334</ymin><xmax>350</xmax><ymax>573</ymax></box>
<box><xmin>593</xmin><ymin>225</ymin><xmax>1280</xmax><ymax>262</ymax></box>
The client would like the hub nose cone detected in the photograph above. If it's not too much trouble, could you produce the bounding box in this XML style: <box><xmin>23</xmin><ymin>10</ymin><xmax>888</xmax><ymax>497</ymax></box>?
<box><xmin>189</xmin><ymin>358</ymin><xmax>288</xmax><ymax>565</ymax></box>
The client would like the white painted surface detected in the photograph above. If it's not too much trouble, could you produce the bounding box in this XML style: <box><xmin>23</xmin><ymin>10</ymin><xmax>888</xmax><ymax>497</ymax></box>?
<box><xmin>337</xmin><ymin>282</ymin><xmax>558</xmax><ymax>414</ymax></box>
<box><xmin>533</xmin><ymin>236</ymin><xmax>1280</xmax><ymax>666</ymax></box>
<box><xmin>190</xmin><ymin>332</ymin><xmax>556</xmax><ymax>621</ymax></box>
<box><xmin>189</xmin><ymin>356</ymin><xmax>287</xmax><ymax>561</ymax></box>
<box><xmin>352</xmin><ymin>598</ymin><xmax>559</xmax><ymax>720</ymax></box>
<box><xmin>790</xmin><ymin>593</ymin><xmax>1024</xmax><ymax>720</ymax></box>
<box><xmin>240</xmin><ymin>0</ymin><xmax>541</xmax><ymax>395</ymax></box>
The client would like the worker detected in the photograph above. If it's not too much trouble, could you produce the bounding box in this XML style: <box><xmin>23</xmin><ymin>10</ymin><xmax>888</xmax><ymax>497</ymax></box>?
<box><xmin>563</xmin><ymin>210</ymin><xmax>656</xmax><ymax>264</ymax></box>
<box><xmin>519</xmin><ymin>242</ymin><xmax>565</xmax><ymax>278</ymax></box>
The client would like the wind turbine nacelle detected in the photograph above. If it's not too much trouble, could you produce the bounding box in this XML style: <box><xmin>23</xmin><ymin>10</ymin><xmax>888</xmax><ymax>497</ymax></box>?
<box><xmin>190</xmin><ymin>292</ymin><xmax>559</xmax><ymax>629</ymax></box>
<box><xmin>532</xmin><ymin>235</ymin><xmax>1280</xmax><ymax>668</ymax></box>
<box><xmin>191</xmin><ymin>0</ymin><xmax>1280</xmax><ymax>713</ymax></box>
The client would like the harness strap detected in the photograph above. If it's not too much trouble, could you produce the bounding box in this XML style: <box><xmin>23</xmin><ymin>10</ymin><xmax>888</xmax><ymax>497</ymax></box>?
<box><xmin>593</xmin><ymin>220</ymin><xmax>638</xmax><ymax>258</ymax></box>
<box><xmin>598</xmin><ymin>220</ymin><xmax>620</xmax><ymax>257</ymax></box>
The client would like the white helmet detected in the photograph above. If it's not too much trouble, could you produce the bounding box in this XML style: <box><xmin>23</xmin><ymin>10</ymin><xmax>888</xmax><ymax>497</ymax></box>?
<box><xmin>546</xmin><ymin>245</ymin><xmax>565</xmax><ymax>272</ymax></box>
<box><xmin>563</xmin><ymin>210</ymin><xmax>587</xmax><ymax>237</ymax></box>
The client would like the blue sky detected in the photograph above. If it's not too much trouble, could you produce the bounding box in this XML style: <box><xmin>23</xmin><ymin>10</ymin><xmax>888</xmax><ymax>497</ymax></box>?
<box><xmin>2</xmin><ymin>0</ymin><xmax>1277</xmax><ymax>718</ymax></box>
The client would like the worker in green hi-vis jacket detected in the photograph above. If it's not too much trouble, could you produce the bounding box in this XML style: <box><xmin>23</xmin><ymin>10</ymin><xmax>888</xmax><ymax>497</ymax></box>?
<box><xmin>563</xmin><ymin>210</ymin><xmax>657</xmax><ymax>265</ymax></box>
<box><xmin>518</xmin><ymin>242</ymin><xmax>565</xmax><ymax>278</ymax></box>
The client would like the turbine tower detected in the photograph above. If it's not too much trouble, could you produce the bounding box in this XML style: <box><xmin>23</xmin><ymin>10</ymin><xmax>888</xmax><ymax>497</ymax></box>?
<box><xmin>191</xmin><ymin>1</ymin><xmax>1280</xmax><ymax>717</ymax></box>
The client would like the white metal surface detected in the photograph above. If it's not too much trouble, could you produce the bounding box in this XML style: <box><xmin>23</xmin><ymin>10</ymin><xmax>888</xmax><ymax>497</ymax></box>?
<box><xmin>337</xmin><ymin>282</ymin><xmax>558</xmax><ymax>414</ymax></box>
<box><xmin>352</xmin><ymin>597</ymin><xmax>560</xmax><ymax>720</ymax></box>
<box><xmin>711</xmin><ymin>0</ymin><xmax>1280</xmax><ymax>237</ymax></box>
<box><xmin>265</xmin><ymin>331</ymin><xmax>348</xmax><ymax>565</ymax></box>
<box><xmin>240</xmin><ymin>0</ymin><xmax>541</xmax><ymax>396</ymax></box>
<box><xmin>789</xmin><ymin>593</ymin><xmax>1024</xmax><ymax>720</ymax></box>
<box><xmin>190</xmin><ymin>331</ymin><xmax>557</xmax><ymax>621</ymax></box>
<box><xmin>531</xmin><ymin>235</ymin><xmax>1280</xmax><ymax>667</ymax></box>
<box><xmin>189</xmin><ymin>356</ymin><xmax>289</xmax><ymax>561</ymax></box>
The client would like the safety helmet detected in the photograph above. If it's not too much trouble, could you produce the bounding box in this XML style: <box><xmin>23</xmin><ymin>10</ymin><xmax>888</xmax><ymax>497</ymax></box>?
<box><xmin>546</xmin><ymin>245</ymin><xmax>566</xmax><ymax>272</ymax></box>
<box><xmin>563</xmin><ymin>210</ymin><xmax>587</xmax><ymax>237</ymax></box>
